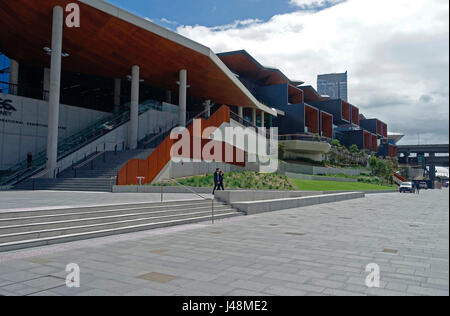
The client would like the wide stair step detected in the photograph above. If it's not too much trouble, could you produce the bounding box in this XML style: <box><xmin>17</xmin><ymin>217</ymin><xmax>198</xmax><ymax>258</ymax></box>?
<box><xmin>0</xmin><ymin>199</ymin><xmax>241</xmax><ymax>252</ymax></box>
<box><xmin>13</xmin><ymin>178</ymin><xmax>114</xmax><ymax>192</ymax></box>
<box><xmin>57</xmin><ymin>149</ymin><xmax>153</xmax><ymax>180</ymax></box>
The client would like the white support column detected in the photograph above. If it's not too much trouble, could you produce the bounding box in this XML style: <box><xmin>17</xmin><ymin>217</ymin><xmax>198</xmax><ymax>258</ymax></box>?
<box><xmin>114</xmin><ymin>78</ymin><xmax>121</xmax><ymax>112</ymax></box>
<box><xmin>128</xmin><ymin>65</ymin><xmax>140</xmax><ymax>150</ymax></box>
<box><xmin>43</xmin><ymin>68</ymin><xmax>50</xmax><ymax>101</ymax></box>
<box><xmin>252</xmin><ymin>108</ymin><xmax>257</xmax><ymax>125</ymax></box>
<box><xmin>9</xmin><ymin>59</ymin><xmax>19</xmax><ymax>95</ymax></box>
<box><xmin>178</xmin><ymin>69</ymin><xmax>187</xmax><ymax>127</ymax></box>
<box><xmin>44</xmin><ymin>6</ymin><xmax>63</xmax><ymax>178</ymax></box>
<box><xmin>260</xmin><ymin>111</ymin><xmax>265</xmax><ymax>128</ymax></box>
<box><xmin>204</xmin><ymin>100</ymin><xmax>211</xmax><ymax>118</ymax></box>
<box><xmin>166</xmin><ymin>90</ymin><xmax>172</xmax><ymax>104</ymax></box>
<box><xmin>238</xmin><ymin>106</ymin><xmax>244</xmax><ymax>119</ymax></box>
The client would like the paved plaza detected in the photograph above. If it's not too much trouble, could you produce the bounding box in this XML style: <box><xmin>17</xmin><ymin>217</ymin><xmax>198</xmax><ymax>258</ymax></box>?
<box><xmin>0</xmin><ymin>189</ymin><xmax>448</xmax><ymax>296</ymax></box>
<box><xmin>0</xmin><ymin>191</ymin><xmax>212</xmax><ymax>211</ymax></box>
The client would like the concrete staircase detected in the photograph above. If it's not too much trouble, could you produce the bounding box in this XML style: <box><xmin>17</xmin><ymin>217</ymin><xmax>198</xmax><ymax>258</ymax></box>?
<box><xmin>12</xmin><ymin>178</ymin><xmax>114</xmax><ymax>192</ymax></box>
<box><xmin>0</xmin><ymin>199</ymin><xmax>240</xmax><ymax>252</ymax></box>
<box><xmin>13</xmin><ymin>149</ymin><xmax>154</xmax><ymax>192</ymax></box>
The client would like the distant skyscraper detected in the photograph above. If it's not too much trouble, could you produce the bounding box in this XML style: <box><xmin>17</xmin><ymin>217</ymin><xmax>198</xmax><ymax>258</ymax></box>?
<box><xmin>317</xmin><ymin>71</ymin><xmax>348</xmax><ymax>102</ymax></box>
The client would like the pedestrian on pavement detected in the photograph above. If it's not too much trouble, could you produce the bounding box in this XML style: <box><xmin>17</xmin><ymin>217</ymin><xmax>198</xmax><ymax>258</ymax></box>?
<box><xmin>212</xmin><ymin>168</ymin><xmax>220</xmax><ymax>194</ymax></box>
<box><xmin>219</xmin><ymin>171</ymin><xmax>225</xmax><ymax>191</ymax></box>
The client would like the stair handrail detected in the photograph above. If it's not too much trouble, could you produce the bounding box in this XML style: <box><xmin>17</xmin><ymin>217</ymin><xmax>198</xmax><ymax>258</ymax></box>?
<box><xmin>139</xmin><ymin>123</ymin><xmax>179</xmax><ymax>148</ymax></box>
<box><xmin>229</xmin><ymin>111</ymin><xmax>272</xmax><ymax>139</ymax></box>
<box><xmin>73</xmin><ymin>151</ymin><xmax>105</xmax><ymax>177</ymax></box>
<box><xmin>31</xmin><ymin>168</ymin><xmax>53</xmax><ymax>179</ymax></box>
<box><xmin>167</xmin><ymin>178</ymin><xmax>210</xmax><ymax>200</ymax></box>
<box><xmin>139</xmin><ymin>108</ymin><xmax>210</xmax><ymax>149</ymax></box>
<box><xmin>186</xmin><ymin>108</ymin><xmax>210</xmax><ymax>127</ymax></box>
<box><xmin>166</xmin><ymin>178</ymin><xmax>215</xmax><ymax>224</ymax></box>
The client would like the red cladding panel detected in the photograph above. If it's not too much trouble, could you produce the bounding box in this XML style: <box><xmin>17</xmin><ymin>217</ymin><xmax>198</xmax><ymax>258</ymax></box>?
<box><xmin>290</xmin><ymin>93</ymin><xmax>303</xmax><ymax>104</ymax></box>
<box><xmin>351</xmin><ymin>106</ymin><xmax>360</xmax><ymax>126</ymax></box>
<box><xmin>117</xmin><ymin>105</ymin><xmax>239</xmax><ymax>185</ymax></box>
<box><xmin>305</xmin><ymin>105</ymin><xmax>319</xmax><ymax>134</ymax></box>
<box><xmin>371</xmin><ymin>134</ymin><xmax>378</xmax><ymax>152</ymax></box>
<box><xmin>388</xmin><ymin>144</ymin><xmax>394</xmax><ymax>157</ymax></box>
<box><xmin>321</xmin><ymin>112</ymin><xmax>333</xmax><ymax>139</ymax></box>
<box><xmin>376</xmin><ymin>120</ymin><xmax>382</xmax><ymax>136</ymax></box>
<box><xmin>364</xmin><ymin>131</ymin><xmax>371</xmax><ymax>150</ymax></box>
<box><xmin>341</xmin><ymin>101</ymin><xmax>351</xmax><ymax>122</ymax></box>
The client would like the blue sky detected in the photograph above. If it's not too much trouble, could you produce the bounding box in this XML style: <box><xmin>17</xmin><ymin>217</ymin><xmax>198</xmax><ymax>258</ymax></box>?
<box><xmin>107</xmin><ymin>0</ymin><xmax>302</xmax><ymax>28</ymax></box>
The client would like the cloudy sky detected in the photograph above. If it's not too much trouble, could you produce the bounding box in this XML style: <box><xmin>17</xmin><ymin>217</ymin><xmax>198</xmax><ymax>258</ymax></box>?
<box><xmin>110</xmin><ymin>0</ymin><xmax>449</xmax><ymax>145</ymax></box>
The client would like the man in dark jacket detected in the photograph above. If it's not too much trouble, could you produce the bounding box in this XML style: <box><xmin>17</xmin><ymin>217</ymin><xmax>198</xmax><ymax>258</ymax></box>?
<box><xmin>212</xmin><ymin>168</ymin><xmax>220</xmax><ymax>194</ymax></box>
<box><xmin>219</xmin><ymin>171</ymin><xmax>225</xmax><ymax>191</ymax></box>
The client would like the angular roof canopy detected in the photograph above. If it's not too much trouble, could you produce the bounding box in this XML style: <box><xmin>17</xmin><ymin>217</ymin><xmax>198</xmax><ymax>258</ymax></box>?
<box><xmin>0</xmin><ymin>0</ymin><xmax>277</xmax><ymax>115</ymax></box>
<box><xmin>298</xmin><ymin>85</ymin><xmax>330</xmax><ymax>103</ymax></box>
<box><xmin>218</xmin><ymin>50</ymin><xmax>304</xmax><ymax>87</ymax></box>
<box><xmin>388</xmin><ymin>132</ymin><xmax>405</xmax><ymax>143</ymax></box>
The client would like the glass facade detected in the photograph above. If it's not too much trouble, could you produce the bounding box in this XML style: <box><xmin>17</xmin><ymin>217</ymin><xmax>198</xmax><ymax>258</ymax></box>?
<box><xmin>0</xmin><ymin>53</ymin><xmax>10</xmax><ymax>93</ymax></box>
<box><xmin>317</xmin><ymin>72</ymin><xmax>348</xmax><ymax>101</ymax></box>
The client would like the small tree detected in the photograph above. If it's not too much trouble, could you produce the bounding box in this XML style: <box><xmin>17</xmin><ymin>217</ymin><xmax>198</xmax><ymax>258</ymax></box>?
<box><xmin>331</xmin><ymin>139</ymin><xmax>341</xmax><ymax>147</ymax></box>
<box><xmin>349</xmin><ymin>144</ymin><xmax>359</xmax><ymax>153</ymax></box>
<box><xmin>313</xmin><ymin>134</ymin><xmax>321</xmax><ymax>142</ymax></box>
<box><xmin>369</xmin><ymin>155</ymin><xmax>378</xmax><ymax>175</ymax></box>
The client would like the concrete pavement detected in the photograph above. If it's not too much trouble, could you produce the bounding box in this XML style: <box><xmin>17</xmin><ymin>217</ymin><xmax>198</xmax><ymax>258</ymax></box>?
<box><xmin>0</xmin><ymin>189</ymin><xmax>448</xmax><ymax>296</ymax></box>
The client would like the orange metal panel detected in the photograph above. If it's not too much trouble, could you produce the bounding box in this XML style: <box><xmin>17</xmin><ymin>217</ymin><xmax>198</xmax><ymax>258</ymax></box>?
<box><xmin>305</xmin><ymin>105</ymin><xmax>319</xmax><ymax>134</ymax></box>
<box><xmin>341</xmin><ymin>101</ymin><xmax>351</xmax><ymax>122</ymax></box>
<box><xmin>126</xmin><ymin>159</ymin><xmax>139</xmax><ymax>185</ymax></box>
<box><xmin>117</xmin><ymin>166</ymin><xmax>127</xmax><ymax>186</ymax></box>
<box><xmin>351</xmin><ymin>106</ymin><xmax>360</xmax><ymax>126</ymax></box>
<box><xmin>321</xmin><ymin>112</ymin><xmax>333</xmax><ymax>139</ymax></box>
<box><xmin>364</xmin><ymin>131</ymin><xmax>371</xmax><ymax>150</ymax></box>
<box><xmin>371</xmin><ymin>134</ymin><xmax>378</xmax><ymax>153</ymax></box>
<box><xmin>116</xmin><ymin>105</ymin><xmax>242</xmax><ymax>185</ymax></box>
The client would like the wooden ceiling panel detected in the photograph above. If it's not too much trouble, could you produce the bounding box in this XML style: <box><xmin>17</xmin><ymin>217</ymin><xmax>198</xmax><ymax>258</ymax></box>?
<box><xmin>0</xmin><ymin>0</ymin><xmax>261</xmax><ymax>108</ymax></box>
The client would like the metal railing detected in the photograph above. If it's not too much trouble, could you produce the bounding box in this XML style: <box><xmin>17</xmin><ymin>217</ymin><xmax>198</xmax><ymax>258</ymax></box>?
<box><xmin>162</xmin><ymin>178</ymin><xmax>216</xmax><ymax>224</ymax></box>
<box><xmin>139</xmin><ymin>108</ymin><xmax>211</xmax><ymax>149</ymax></box>
<box><xmin>72</xmin><ymin>151</ymin><xmax>105</xmax><ymax>178</ymax></box>
<box><xmin>229</xmin><ymin>111</ymin><xmax>272</xmax><ymax>139</ymax></box>
<box><xmin>279</xmin><ymin>133</ymin><xmax>332</xmax><ymax>143</ymax></box>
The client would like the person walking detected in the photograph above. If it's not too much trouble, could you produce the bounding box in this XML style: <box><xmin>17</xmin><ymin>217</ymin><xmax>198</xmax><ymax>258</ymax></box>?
<box><xmin>212</xmin><ymin>168</ymin><xmax>220</xmax><ymax>194</ymax></box>
<box><xmin>415</xmin><ymin>182</ymin><xmax>420</xmax><ymax>195</ymax></box>
<box><xmin>219</xmin><ymin>171</ymin><xmax>225</xmax><ymax>191</ymax></box>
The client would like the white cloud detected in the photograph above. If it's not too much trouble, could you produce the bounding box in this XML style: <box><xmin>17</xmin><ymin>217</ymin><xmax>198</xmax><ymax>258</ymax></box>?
<box><xmin>289</xmin><ymin>0</ymin><xmax>343</xmax><ymax>9</ymax></box>
<box><xmin>160</xmin><ymin>18</ymin><xmax>178</xmax><ymax>26</ymax></box>
<box><xmin>177</xmin><ymin>0</ymin><xmax>449</xmax><ymax>145</ymax></box>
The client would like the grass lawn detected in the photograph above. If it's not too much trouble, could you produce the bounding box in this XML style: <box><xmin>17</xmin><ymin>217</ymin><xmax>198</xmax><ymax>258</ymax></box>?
<box><xmin>153</xmin><ymin>171</ymin><xmax>296</xmax><ymax>191</ymax></box>
<box><xmin>153</xmin><ymin>171</ymin><xmax>395</xmax><ymax>192</ymax></box>
<box><xmin>290</xmin><ymin>178</ymin><xmax>396</xmax><ymax>191</ymax></box>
